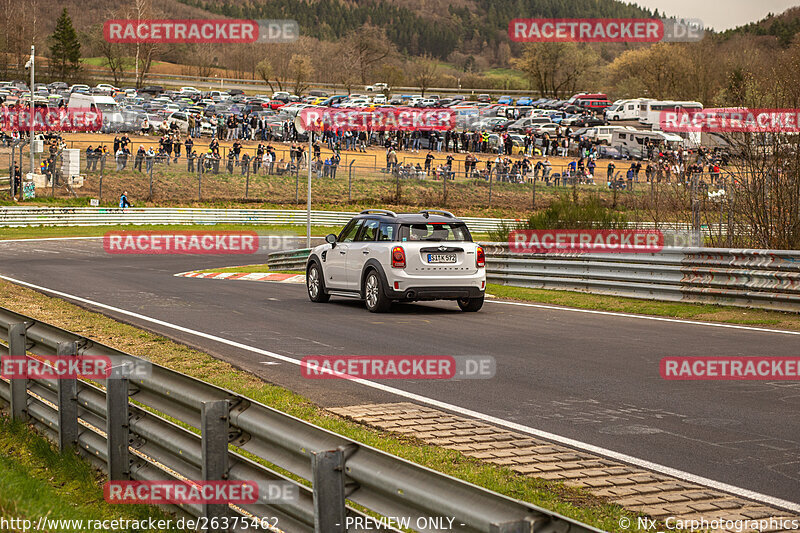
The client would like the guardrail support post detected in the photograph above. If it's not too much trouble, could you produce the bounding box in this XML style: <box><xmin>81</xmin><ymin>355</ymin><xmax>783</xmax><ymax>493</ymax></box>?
<box><xmin>202</xmin><ymin>400</ymin><xmax>230</xmax><ymax>531</ymax></box>
<box><xmin>57</xmin><ymin>341</ymin><xmax>78</xmax><ymax>451</ymax></box>
<box><xmin>106</xmin><ymin>376</ymin><xmax>129</xmax><ymax>480</ymax></box>
<box><xmin>311</xmin><ymin>449</ymin><xmax>346</xmax><ymax>533</ymax></box>
<box><xmin>8</xmin><ymin>323</ymin><xmax>28</xmax><ymax>421</ymax></box>
<box><xmin>490</xmin><ymin>519</ymin><xmax>534</xmax><ymax>533</ymax></box>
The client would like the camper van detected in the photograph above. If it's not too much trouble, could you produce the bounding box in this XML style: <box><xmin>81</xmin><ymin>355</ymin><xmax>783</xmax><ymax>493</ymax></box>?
<box><xmin>639</xmin><ymin>100</ymin><xmax>703</xmax><ymax>127</ymax></box>
<box><xmin>605</xmin><ymin>99</ymin><xmax>645</xmax><ymax>121</ymax></box>
<box><xmin>611</xmin><ymin>130</ymin><xmax>685</xmax><ymax>159</ymax></box>
<box><xmin>67</xmin><ymin>93</ymin><xmax>125</xmax><ymax>132</ymax></box>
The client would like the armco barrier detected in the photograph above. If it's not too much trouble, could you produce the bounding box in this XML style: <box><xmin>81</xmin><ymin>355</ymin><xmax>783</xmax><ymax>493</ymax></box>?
<box><xmin>0</xmin><ymin>207</ymin><xmax>717</xmax><ymax>236</ymax></box>
<box><xmin>267</xmin><ymin>245</ymin><xmax>800</xmax><ymax>313</ymax></box>
<box><xmin>0</xmin><ymin>207</ymin><xmax>516</xmax><ymax>234</ymax></box>
<box><xmin>0</xmin><ymin>306</ymin><xmax>598</xmax><ymax>533</ymax></box>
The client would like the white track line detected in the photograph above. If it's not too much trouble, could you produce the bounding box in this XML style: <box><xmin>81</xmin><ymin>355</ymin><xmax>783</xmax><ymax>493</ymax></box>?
<box><xmin>487</xmin><ymin>299</ymin><xmax>800</xmax><ymax>336</ymax></box>
<box><xmin>0</xmin><ymin>236</ymin><xmax>102</xmax><ymax>244</ymax></box>
<box><xmin>1</xmin><ymin>274</ymin><xmax>798</xmax><ymax>512</ymax></box>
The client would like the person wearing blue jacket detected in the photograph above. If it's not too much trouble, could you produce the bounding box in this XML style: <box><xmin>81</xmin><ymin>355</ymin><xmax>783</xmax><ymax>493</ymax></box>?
<box><xmin>119</xmin><ymin>191</ymin><xmax>131</xmax><ymax>209</ymax></box>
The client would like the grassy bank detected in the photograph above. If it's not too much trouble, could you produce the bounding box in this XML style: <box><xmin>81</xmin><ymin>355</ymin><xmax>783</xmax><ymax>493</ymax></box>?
<box><xmin>0</xmin><ymin>415</ymin><xmax>180</xmax><ymax>532</ymax></box>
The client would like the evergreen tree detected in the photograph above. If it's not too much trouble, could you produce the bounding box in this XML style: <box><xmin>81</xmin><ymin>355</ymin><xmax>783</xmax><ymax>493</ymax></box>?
<box><xmin>49</xmin><ymin>8</ymin><xmax>82</xmax><ymax>80</ymax></box>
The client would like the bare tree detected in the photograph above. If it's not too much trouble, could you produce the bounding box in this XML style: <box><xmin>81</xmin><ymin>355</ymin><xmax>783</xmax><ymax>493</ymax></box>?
<box><xmin>88</xmin><ymin>23</ymin><xmax>129</xmax><ymax>85</ymax></box>
<box><xmin>130</xmin><ymin>0</ymin><xmax>158</xmax><ymax>88</ymax></box>
<box><xmin>342</xmin><ymin>25</ymin><xmax>396</xmax><ymax>85</ymax></box>
<box><xmin>512</xmin><ymin>42</ymin><xmax>599</xmax><ymax>98</ymax></box>
<box><xmin>410</xmin><ymin>54</ymin><xmax>439</xmax><ymax>96</ymax></box>
<box><xmin>289</xmin><ymin>54</ymin><xmax>313</xmax><ymax>95</ymax></box>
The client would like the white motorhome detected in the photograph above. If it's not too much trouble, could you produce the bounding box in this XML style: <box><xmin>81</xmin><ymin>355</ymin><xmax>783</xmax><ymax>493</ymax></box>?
<box><xmin>582</xmin><ymin>125</ymin><xmax>636</xmax><ymax>144</ymax></box>
<box><xmin>611</xmin><ymin>130</ymin><xmax>685</xmax><ymax>159</ymax></box>
<box><xmin>605</xmin><ymin>99</ymin><xmax>645</xmax><ymax>121</ymax></box>
<box><xmin>68</xmin><ymin>93</ymin><xmax>124</xmax><ymax>132</ymax></box>
<box><xmin>639</xmin><ymin>100</ymin><xmax>703</xmax><ymax>127</ymax></box>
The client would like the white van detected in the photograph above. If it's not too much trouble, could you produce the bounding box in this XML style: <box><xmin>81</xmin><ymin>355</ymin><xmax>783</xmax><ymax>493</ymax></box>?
<box><xmin>68</xmin><ymin>93</ymin><xmax>124</xmax><ymax>132</ymax></box>
<box><xmin>611</xmin><ymin>130</ymin><xmax>684</xmax><ymax>158</ymax></box>
<box><xmin>605</xmin><ymin>99</ymin><xmax>644</xmax><ymax>121</ymax></box>
<box><xmin>583</xmin><ymin>125</ymin><xmax>636</xmax><ymax>144</ymax></box>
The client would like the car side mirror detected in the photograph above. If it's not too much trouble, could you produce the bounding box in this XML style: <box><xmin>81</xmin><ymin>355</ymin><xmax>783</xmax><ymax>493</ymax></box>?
<box><xmin>325</xmin><ymin>233</ymin><xmax>337</xmax><ymax>247</ymax></box>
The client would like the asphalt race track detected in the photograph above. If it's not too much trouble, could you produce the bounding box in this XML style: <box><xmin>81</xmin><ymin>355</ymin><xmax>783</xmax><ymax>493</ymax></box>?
<box><xmin>1</xmin><ymin>237</ymin><xmax>798</xmax><ymax>509</ymax></box>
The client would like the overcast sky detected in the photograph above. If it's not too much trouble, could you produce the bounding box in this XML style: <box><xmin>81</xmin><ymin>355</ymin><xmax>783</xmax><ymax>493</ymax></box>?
<box><xmin>631</xmin><ymin>0</ymin><xmax>800</xmax><ymax>30</ymax></box>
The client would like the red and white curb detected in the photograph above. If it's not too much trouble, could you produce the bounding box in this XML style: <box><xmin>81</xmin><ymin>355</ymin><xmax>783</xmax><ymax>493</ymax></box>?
<box><xmin>175</xmin><ymin>271</ymin><xmax>305</xmax><ymax>284</ymax></box>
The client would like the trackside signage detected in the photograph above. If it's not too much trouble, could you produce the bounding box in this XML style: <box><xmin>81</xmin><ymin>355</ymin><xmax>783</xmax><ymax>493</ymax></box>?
<box><xmin>509</xmin><ymin>18</ymin><xmax>703</xmax><ymax>43</ymax></box>
<box><xmin>104</xmin><ymin>231</ymin><xmax>259</xmax><ymax>255</ymax></box>
<box><xmin>509</xmin><ymin>229</ymin><xmax>664</xmax><ymax>254</ymax></box>
<box><xmin>301</xmin><ymin>355</ymin><xmax>496</xmax><ymax>380</ymax></box>
<box><xmin>661</xmin><ymin>357</ymin><xmax>800</xmax><ymax>380</ymax></box>
<box><xmin>298</xmin><ymin>107</ymin><xmax>456</xmax><ymax>132</ymax></box>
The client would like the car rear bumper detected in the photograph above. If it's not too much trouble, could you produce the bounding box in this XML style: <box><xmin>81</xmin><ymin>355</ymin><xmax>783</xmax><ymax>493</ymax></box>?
<box><xmin>386</xmin><ymin>285</ymin><xmax>484</xmax><ymax>301</ymax></box>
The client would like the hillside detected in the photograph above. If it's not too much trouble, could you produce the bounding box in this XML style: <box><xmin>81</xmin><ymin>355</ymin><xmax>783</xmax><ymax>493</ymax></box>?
<box><xmin>723</xmin><ymin>6</ymin><xmax>800</xmax><ymax>46</ymax></box>
<box><xmin>177</xmin><ymin>0</ymin><xmax>655</xmax><ymax>59</ymax></box>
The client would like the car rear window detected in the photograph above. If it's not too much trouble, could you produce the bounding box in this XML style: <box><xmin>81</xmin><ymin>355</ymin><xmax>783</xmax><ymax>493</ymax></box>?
<box><xmin>398</xmin><ymin>223</ymin><xmax>471</xmax><ymax>242</ymax></box>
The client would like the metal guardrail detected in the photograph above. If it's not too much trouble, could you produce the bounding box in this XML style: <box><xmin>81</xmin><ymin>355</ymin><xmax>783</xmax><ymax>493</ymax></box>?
<box><xmin>0</xmin><ymin>207</ymin><xmax>719</xmax><ymax>238</ymax></box>
<box><xmin>269</xmin><ymin>249</ymin><xmax>313</xmax><ymax>271</ymax></box>
<box><xmin>483</xmin><ymin>243</ymin><xmax>800</xmax><ymax>313</ymax></box>
<box><xmin>0</xmin><ymin>207</ymin><xmax>516</xmax><ymax>234</ymax></box>
<box><xmin>267</xmin><ymin>245</ymin><xmax>800</xmax><ymax>313</ymax></box>
<box><xmin>0</xmin><ymin>306</ymin><xmax>598</xmax><ymax>533</ymax></box>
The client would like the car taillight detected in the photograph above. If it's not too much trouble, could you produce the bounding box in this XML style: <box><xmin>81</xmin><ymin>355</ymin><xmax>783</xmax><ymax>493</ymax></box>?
<box><xmin>392</xmin><ymin>246</ymin><xmax>406</xmax><ymax>268</ymax></box>
<box><xmin>476</xmin><ymin>246</ymin><xmax>485</xmax><ymax>268</ymax></box>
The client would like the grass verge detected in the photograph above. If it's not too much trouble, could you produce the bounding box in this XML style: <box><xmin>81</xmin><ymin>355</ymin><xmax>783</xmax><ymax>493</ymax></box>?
<box><xmin>0</xmin><ymin>414</ymin><xmax>180</xmax><ymax>532</ymax></box>
<box><xmin>189</xmin><ymin>264</ymin><xmax>800</xmax><ymax>330</ymax></box>
<box><xmin>0</xmin><ymin>277</ymin><xmax>645</xmax><ymax>532</ymax></box>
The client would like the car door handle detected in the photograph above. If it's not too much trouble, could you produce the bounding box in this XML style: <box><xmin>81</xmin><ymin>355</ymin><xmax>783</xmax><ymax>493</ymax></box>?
<box><xmin>339</xmin><ymin>250</ymin><xmax>346</xmax><ymax>254</ymax></box>
<box><xmin>362</xmin><ymin>250</ymin><xmax>370</xmax><ymax>254</ymax></box>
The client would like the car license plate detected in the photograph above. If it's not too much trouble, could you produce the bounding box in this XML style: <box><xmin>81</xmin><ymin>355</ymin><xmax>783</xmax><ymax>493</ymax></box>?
<box><xmin>427</xmin><ymin>253</ymin><xmax>457</xmax><ymax>263</ymax></box>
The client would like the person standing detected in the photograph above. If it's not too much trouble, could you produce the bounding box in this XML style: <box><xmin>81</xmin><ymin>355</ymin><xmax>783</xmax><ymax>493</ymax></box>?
<box><xmin>184</xmin><ymin>136</ymin><xmax>193</xmax><ymax>160</ymax></box>
<box><xmin>11</xmin><ymin>163</ymin><xmax>21</xmax><ymax>201</ymax></box>
<box><xmin>173</xmin><ymin>136</ymin><xmax>182</xmax><ymax>163</ymax></box>
<box><xmin>424</xmin><ymin>152</ymin><xmax>434</xmax><ymax>175</ymax></box>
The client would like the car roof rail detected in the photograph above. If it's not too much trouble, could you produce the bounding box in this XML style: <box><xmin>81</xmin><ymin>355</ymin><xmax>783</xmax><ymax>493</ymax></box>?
<box><xmin>359</xmin><ymin>209</ymin><xmax>397</xmax><ymax>217</ymax></box>
<box><xmin>420</xmin><ymin>210</ymin><xmax>455</xmax><ymax>219</ymax></box>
